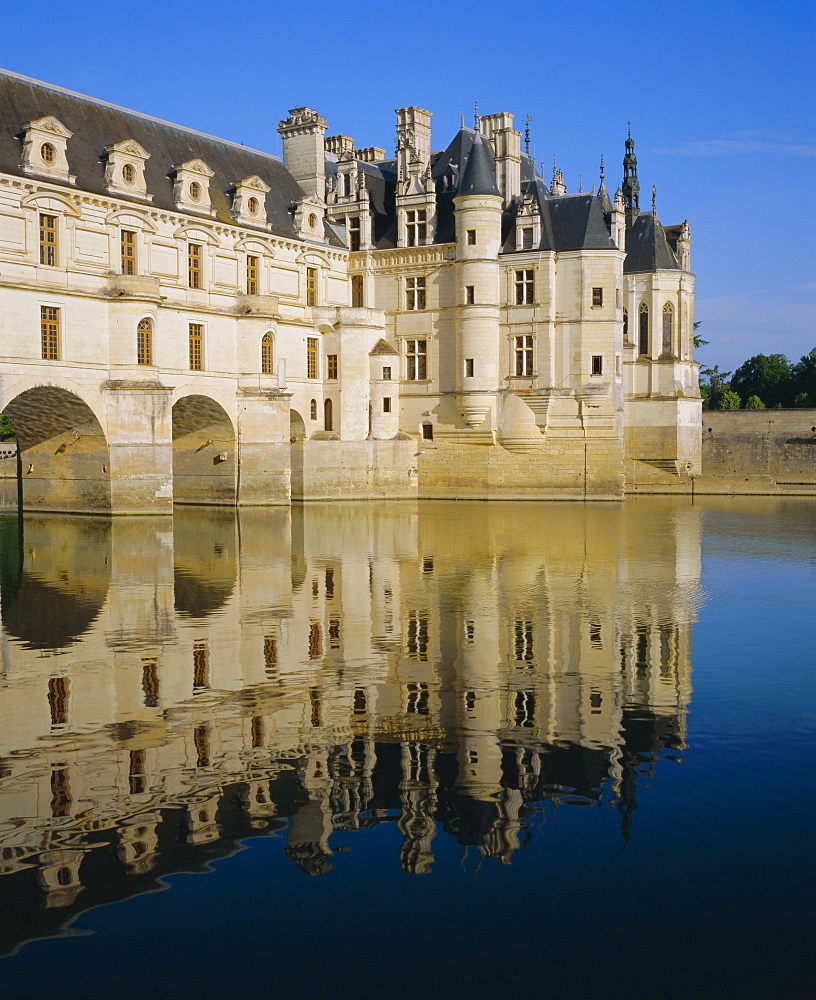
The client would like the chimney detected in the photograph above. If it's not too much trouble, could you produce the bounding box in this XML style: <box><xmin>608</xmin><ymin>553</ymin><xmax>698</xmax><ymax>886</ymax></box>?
<box><xmin>278</xmin><ymin>107</ymin><xmax>328</xmax><ymax>200</ymax></box>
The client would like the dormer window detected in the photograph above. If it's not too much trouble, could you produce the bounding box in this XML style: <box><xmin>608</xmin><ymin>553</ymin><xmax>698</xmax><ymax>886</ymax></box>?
<box><xmin>20</xmin><ymin>116</ymin><xmax>75</xmax><ymax>184</ymax></box>
<box><xmin>172</xmin><ymin>159</ymin><xmax>215</xmax><ymax>215</ymax></box>
<box><xmin>103</xmin><ymin>139</ymin><xmax>151</xmax><ymax>200</ymax></box>
<box><xmin>230</xmin><ymin>175</ymin><xmax>270</xmax><ymax>227</ymax></box>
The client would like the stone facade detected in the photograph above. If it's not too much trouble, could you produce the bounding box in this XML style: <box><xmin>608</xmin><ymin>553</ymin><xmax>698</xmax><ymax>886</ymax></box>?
<box><xmin>0</xmin><ymin>71</ymin><xmax>700</xmax><ymax>512</ymax></box>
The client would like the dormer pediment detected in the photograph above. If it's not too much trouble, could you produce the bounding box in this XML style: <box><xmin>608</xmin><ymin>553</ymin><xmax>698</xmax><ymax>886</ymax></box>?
<box><xmin>172</xmin><ymin>159</ymin><xmax>215</xmax><ymax>216</ymax></box>
<box><xmin>20</xmin><ymin>116</ymin><xmax>75</xmax><ymax>185</ymax></box>
<box><xmin>103</xmin><ymin>139</ymin><xmax>152</xmax><ymax>201</ymax></box>
<box><xmin>231</xmin><ymin>175</ymin><xmax>271</xmax><ymax>228</ymax></box>
<box><xmin>292</xmin><ymin>194</ymin><xmax>326</xmax><ymax>243</ymax></box>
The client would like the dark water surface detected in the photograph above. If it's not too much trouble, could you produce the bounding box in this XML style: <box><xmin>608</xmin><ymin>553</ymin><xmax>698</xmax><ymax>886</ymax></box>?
<box><xmin>0</xmin><ymin>498</ymin><xmax>812</xmax><ymax>999</ymax></box>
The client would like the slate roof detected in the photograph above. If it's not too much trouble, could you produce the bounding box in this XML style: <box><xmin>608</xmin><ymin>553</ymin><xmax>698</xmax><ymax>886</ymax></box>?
<box><xmin>0</xmin><ymin>70</ymin><xmax>306</xmax><ymax>239</ymax></box>
<box><xmin>457</xmin><ymin>132</ymin><xmax>501</xmax><ymax>197</ymax></box>
<box><xmin>624</xmin><ymin>212</ymin><xmax>681</xmax><ymax>272</ymax></box>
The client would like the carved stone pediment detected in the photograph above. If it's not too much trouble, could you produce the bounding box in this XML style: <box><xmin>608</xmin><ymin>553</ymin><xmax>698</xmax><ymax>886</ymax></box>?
<box><xmin>172</xmin><ymin>159</ymin><xmax>215</xmax><ymax>216</ymax></box>
<box><xmin>20</xmin><ymin>116</ymin><xmax>75</xmax><ymax>184</ymax></box>
<box><xmin>103</xmin><ymin>139</ymin><xmax>152</xmax><ymax>201</ymax></box>
<box><xmin>231</xmin><ymin>175</ymin><xmax>271</xmax><ymax>228</ymax></box>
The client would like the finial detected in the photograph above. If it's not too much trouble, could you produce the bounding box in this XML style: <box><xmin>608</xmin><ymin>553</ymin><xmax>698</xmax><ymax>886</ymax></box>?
<box><xmin>474</xmin><ymin>100</ymin><xmax>480</xmax><ymax>131</ymax></box>
<box><xmin>579</xmin><ymin>174</ymin><xmax>583</xmax><ymax>193</ymax></box>
<box><xmin>628</xmin><ymin>121</ymin><xmax>631</xmax><ymax>139</ymax></box>
<box><xmin>460</xmin><ymin>113</ymin><xmax>465</xmax><ymax>129</ymax></box>
<box><xmin>600</xmin><ymin>154</ymin><xmax>605</xmax><ymax>179</ymax></box>
<box><xmin>552</xmin><ymin>153</ymin><xmax>557</xmax><ymax>178</ymax></box>
<box><xmin>524</xmin><ymin>116</ymin><xmax>532</xmax><ymax>156</ymax></box>
<box><xmin>652</xmin><ymin>185</ymin><xmax>657</xmax><ymax>213</ymax></box>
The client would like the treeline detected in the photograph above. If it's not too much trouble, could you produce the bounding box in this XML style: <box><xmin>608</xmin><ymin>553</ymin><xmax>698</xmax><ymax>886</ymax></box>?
<box><xmin>699</xmin><ymin>348</ymin><xmax>816</xmax><ymax>410</ymax></box>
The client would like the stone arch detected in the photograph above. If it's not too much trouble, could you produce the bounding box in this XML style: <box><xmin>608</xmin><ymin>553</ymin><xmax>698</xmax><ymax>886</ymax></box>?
<box><xmin>172</xmin><ymin>394</ymin><xmax>236</xmax><ymax>505</ymax></box>
<box><xmin>2</xmin><ymin>384</ymin><xmax>111</xmax><ymax>513</ymax></box>
<box><xmin>324</xmin><ymin>397</ymin><xmax>333</xmax><ymax>432</ymax></box>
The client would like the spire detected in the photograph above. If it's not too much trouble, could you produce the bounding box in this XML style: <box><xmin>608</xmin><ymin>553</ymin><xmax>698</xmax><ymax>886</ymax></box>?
<box><xmin>550</xmin><ymin>154</ymin><xmax>566</xmax><ymax>196</ymax></box>
<box><xmin>622</xmin><ymin>125</ymin><xmax>640</xmax><ymax>228</ymax></box>
<box><xmin>474</xmin><ymin>100</ymin><xmax>480</xmax><ymax>132</ymax></box>
<box><xmin>524</xmin><ymin>116</ymin><xmax>532</xmax><ymax>156</ymax></box>
<box><xmin>597</xmin><ymin>154</ymin><xmax>612</xmax><ymax>212</ymax></box>
<box><xmin>652</xmin><ymin>185</ymin><xmax>657</xmax><ymax>215</ymax></box>
<box><xmin>458</xmin><ymin>132</ymin><xmax>500</xmax><ymax>197</ymax></box>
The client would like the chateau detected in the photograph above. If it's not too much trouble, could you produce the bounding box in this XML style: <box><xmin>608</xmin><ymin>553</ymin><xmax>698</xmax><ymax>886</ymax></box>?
<box><xmin>0</xmin><ymin>70</ymin><xmax>700</xmax><ymax>513</ymax></box>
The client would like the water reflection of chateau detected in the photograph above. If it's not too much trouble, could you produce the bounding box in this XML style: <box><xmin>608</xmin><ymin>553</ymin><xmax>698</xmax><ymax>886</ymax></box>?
<box><xmin>0</xmin><ymin>501</ymin><xmax>700</xmax><ymax>954</ymax></box>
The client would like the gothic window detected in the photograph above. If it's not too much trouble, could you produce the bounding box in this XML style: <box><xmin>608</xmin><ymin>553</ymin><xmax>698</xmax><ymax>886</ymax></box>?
<box><xmin>639</xmin><ymin>302</ymin><xmax>649</xmax><ymax>356</ymax></box>
<box><xmin>515</xmin><ymin>335</ymin><xmax>533</xmax><ymax>376</ymax></box>
<box><xmin>39</xmin><ymin>213</ymin><xmax>57</xmax><ymax>265</ymax></box>
<box><xmin>351</xmin><ymin>274</ymin><xmax>364</xmax><ymax>307</ymax></box>
<box><xmin>406</xmin><ymin>339</ymin><xmax>427</xmax><ymax>380</ymax></box>
<box><xmin>406</xmin><ymin>276</ymin><xmax>426</xmax><ymax>311</ymax></box>
<box><xmin>307</xmin><ymin>338</ymin><xmax>318</xmax><ymax>378</ymax></box>
<box><xmin>121</xmin><ymin>229</ymin><xmax>136</xmax><ymax>275</ymax></box>
<box><xmin>189</xmin><ymin>323</ymin><xmax>203</xmax><ymax>370</ymax></box>
<box><xmin>324</xmin><ymin>397</ymin><xmax>333</xmax><ymax>431</ymax></box>
<box><xmin>261</xmin><ymin>332</ymin><xmax>273</xmax><ymax>374</ymax></box>
<box><xmin>310</xmin><ymin>398</ymin><xmax>317</xmax><ymax>420</ymax></box>
<box><xmin>41</xmin><ymin>306</ymin><xmax>60</xmax><ymax>360</ymax></box>
<box><xmin>406</xmin><ymin>209</ymin><xmax>427</xmax><ymax>246</ymax></box>
<box><xmin>662</xmin><ymin>302</ymin><xmax>674</xmax><ymax>354</ymax></box>
<box><xmin>515</xmin><ymin>270</ymin><xmax>534</xmax><ymax>305</ymax></box>
<box><xmin>188</xmin><ymin>243</ymin><xmax>202</xmax><ymax>288</ymax></box>
<box><xmin>137</xmin><ymin>318</ymin><xmax>153</xmax><ymax>366</ymax></box>
<box><xmin>623</xmin><ymin>307</ymin><xmax>629</xmax><ymax>341</ymax></box>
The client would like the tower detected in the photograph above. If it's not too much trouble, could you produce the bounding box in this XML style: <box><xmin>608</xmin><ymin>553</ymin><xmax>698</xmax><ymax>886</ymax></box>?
<box><xmin>452</xmin><ymin>132</ymin><xmax>502</xmax><ymax>429</ymax></box>
<box><xmin>622</xmin><ymin>129</ymin><xmax>640</xmax><ymax>228</ymax></box>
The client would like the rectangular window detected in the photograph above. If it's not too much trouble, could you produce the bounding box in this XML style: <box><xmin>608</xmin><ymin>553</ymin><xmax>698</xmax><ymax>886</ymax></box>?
<box><xmin>348</xmin><ymin>216</ymin><xmax>361</xmax><ymax>252</ymax></box>
<box><xmin>466</xmin><ymin>285</ymin><xmax>474</xmax><ymax>304</ymax></box>
<box><xmin>515</xmin><ymin>335</ymin><xmax>533</xmax><ymax>377</ymax></box>
<box><xmin>406</xmin><ymin>339</ymin><xmax>427</xmax><ymax>380</ymax></box>
<box><xmin>351</xmin><ymin>274</ymin><xmax>364</xmax><ymax>307</ymax></box>
<box><xmin>188</xmin><ymin>243</ymin><xmax>202</xmax><ymax>288</ymax></box>
<box><xmin>382</xmin><ymin>366</ymin><xmax>391</xmax><ymax>380</ymax></box>
<box><xmin>327</xmin><ymin>354</ymin><xmax>338</xmax><ymax>379</ymax></box>
<box><xmin>406</xmin><ymin>276</ymin><xmax>426</xmax><ymax>311</ymax></box>
<box><xmin>522</xmin><ymin>227</ymin><xmax>533</xmax><ymax>250</ymax></box>
<box><xmin>39</xmin><ymin>213</ymin><xmax>57</xmax><ymax>266</ymax></box>
<box><xmin>515</xmin><ymin>269</ymin><xmax>534</xmax><ymax>305</ymax></box>
<box><xmin>465</xmin><ymin>358</ymin><xmax>474</xmax><ymax>377</ymax></box>
<box><xmin>592</xmin><ymin>287</ymin><xmax>603</xmax><ymax>307</ymax></box>
<box><xmin>306</xmin><ymin>266</ymin><xmax>317</xmax><ymax>306</ymax></box>
<box><xmin>41</xmin><ymin>306</ymin><xmax>59</xmax><ymax>360</ymax></box>
<box><xmin>591</xmin><ymin>355</ymin><xmax>603</xmax><ymax>375</ymax></box>
<box><xmin>406</xmin><ymin>209</ymin><xmax>427</xmax><ymax>247</ymax></box>
<box><xmin>189</xmin><ymin>323</ymin><xmax>203</xmax><ymax>370</ymax></box>
<box><xmin>383</xmin><ymin>397</ymin><xmax>391</xmax><ymax>413</ymax></box>
<box><xmin>466</xmin><ymin>229</ymin><xmax>476</xmax><ymax>245</ymax></box>
<box><xmin>307</xmin><ymin>337</ymin><xmax>318</xmax><ymax>379</ymax></box>
<box><xmin>246</xmin><ymin>255</ymin><xmax>259</xmax><ymax>295</ymax></box>
<box><xmin>422</xmin><ymin>423</ymin><xmax>434</xmax><ymax>440</ymax></box>
<box><xmin>121</xmin><ymin>230</ymin><xmax>136</xmax><ymax>275</ymax></box>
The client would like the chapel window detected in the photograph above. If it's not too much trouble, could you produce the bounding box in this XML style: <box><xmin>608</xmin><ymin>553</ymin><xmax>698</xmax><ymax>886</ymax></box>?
<box><xmin>137</xmin><ymin>318</ymin><xmax>153</xmax><ymax>366</ymax></box>
<box><xmin>261</xmin><ymin>332</ymin><xmax>273</xmax><ymax>374</ymax></box>
<box><xmin>639</xmin><ymin>303</ymin><xmax>649</xmax><ymax>355</ymax></box>
<box><xmin>662</xmin><ymin>302</ymin><xmax>674</xmax><ymax>354</ymax></box>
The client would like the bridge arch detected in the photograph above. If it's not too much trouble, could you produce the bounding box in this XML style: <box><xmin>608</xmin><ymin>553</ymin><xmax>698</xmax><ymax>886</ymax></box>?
<box><xmin>1</xmin><ymin>382</ymin><xmax>110</xmax><ymax>513</ymax></box>
<box><xmin>172</xmin><ymin>393</ymin><xmax>236</xmax><ymax>505</ymax></box>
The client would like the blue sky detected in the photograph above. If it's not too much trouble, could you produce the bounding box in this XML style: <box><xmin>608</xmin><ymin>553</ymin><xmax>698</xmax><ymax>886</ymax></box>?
<box><xmin>2</xmin><ymin>0</ymin><xmax>813</xmax><ymax>372</ymax></box>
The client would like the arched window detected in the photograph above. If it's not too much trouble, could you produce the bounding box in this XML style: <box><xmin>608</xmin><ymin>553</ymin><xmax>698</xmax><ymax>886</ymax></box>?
<box><xmin>639</xmin><ymin>303</ymin><xmax>649</xmax><ymax>356</ymax></box>
<box><xmin>137</xmin><ymin>318</ymin><xmax>153</xmax><ymax>366</ymax></box>
<box><xmin>662</xmin><ymin>303</ymin><xmax>673</xmax><ymax>355</ymax></box>
<box><xmin>623</xmin><ymin>307</ymin><xmax>629</xmax><ymax>342</ymax></box>
<box><xmin>324</xmin><ymin>398</ymin><xmax>333</xmax><ymax>432</ymax></box>
<box><xmin>261</xmin><ymin>332</ymin><xmax>273</xmax><ymax>374</ymax></box>
<box><xmin>310</xmin><ymin>399</ymin><xmax>317</xmax><ymax>421</ymax></box>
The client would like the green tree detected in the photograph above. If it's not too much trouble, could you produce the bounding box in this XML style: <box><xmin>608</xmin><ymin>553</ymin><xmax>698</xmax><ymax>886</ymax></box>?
<box><xmin>699</xmin><ymin>364</ymin><xmax>731</xmax><ymax>409</ymax></box>
<box><xmin>0</xmin><ymin>414</ymin><xmax>15</xmax><ymax>441</ymax></box>
<box><xmin>731</xmin><ymin>353</ymin><xmax>794</xmax><ymax>408</ymax></box>
<box><xmin>718</xmin><ymin>389</ymin><xmax>741</xmax><ymax>410</ymax></box>
<box><xmin>692</xmin><ymin>320</ymin><xmax>709</xmax><ymax>350</ymax></box>
<box><xmin>790</xmin><ymin>347</ymin><xmax>816</xmax><ymax>406</ymax></box>
<box><xmin>745</xmin><ymin>395</ymin><xmax>765</xmax><ymax>409</ymax></box>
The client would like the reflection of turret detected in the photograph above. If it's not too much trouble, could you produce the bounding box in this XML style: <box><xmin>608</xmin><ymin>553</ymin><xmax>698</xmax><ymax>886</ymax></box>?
<box><xmin>397</xmin><ymin>743</ymin><xmax>437</xmax><ymax>874</ymax></box>
<box><xmin>285</xmin><ymin>753</ymin><xmax>334</xmax><ymax>875</ymax></box>
<box><xmin>184</xmin><ymin>795</ymin><xmax>221</xmax><ymax>846</ymax></box>
<box><xmin>36</xmin><ymin>849</ymin><xmax>85</xmax><ymax>908</ymax></box>
<box><xmin>117</xmin><ymin>813</ymin><xmax>160</xmax><ymax>875</ymax></box>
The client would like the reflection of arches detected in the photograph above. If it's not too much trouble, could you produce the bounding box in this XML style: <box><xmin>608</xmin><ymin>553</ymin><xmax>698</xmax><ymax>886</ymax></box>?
<box><xmin>2</xmin><ymin>386</ymin><xmax>110</xmax><ymax>513</ymax></box>
<box><xmin>0</xmin><ymin>516</ymin><xmax>111</xmax><ymax>648</ymax></box>
<box><xmin>324</xmin><ymin>398</ymin><xmax>333</xmax><ymax>432</ymax></box>
<box><xmin>173</xmin><ymin>507</ymin><xmax>237</xmax><ymax>617</ymax></box>
<box><xmin>172</xmin><ymin>395</ymin><xmax>236</xmax><ymax>505</ymax></box>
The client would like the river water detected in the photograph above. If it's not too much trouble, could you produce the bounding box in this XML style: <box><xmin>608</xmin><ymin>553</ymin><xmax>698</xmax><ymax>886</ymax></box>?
<box><xmin>0</xmin><ymin>497</ymin><xmax>812</xmax><ymax>999</ymax></box>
